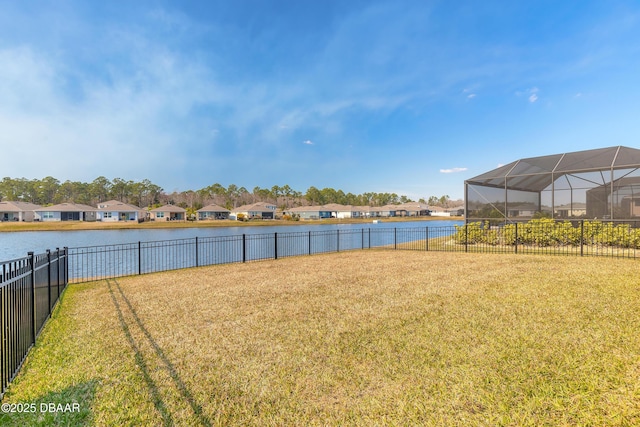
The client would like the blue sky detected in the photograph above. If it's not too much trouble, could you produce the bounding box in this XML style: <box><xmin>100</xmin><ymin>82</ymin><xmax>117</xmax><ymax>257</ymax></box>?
<box><xmin>1</xmin><ymin>1</ymin><xmax>639</xmax><ymax>200</ymax></box>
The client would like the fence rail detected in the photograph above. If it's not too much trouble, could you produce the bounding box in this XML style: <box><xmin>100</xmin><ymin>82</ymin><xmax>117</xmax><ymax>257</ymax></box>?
<box><xmin>3</xmin><ymin>220</ymin><xmax>640</xmax><ymax>397</ymax></box>
<box><xmin>1</xmin><ymin>248</ymin><xmax>68</xmax><ymax>398</ymax></box>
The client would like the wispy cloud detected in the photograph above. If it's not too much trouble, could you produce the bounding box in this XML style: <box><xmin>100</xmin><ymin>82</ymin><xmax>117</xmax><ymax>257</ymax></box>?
<box><xmin>440</xmin><ymin>167</ymin><xmax>468</xmax><ymax>174</ymax></box>
<box><xmin>515</xmin><ymin>87</ymin><xmax>539</xmax><ymax>103</ymax></box>
<box><xmin>303</xmin><ymin>140</ymin><xmax>314</xmax><ymax>145</ymax></box>
<box><xmin>462</xmin><ymin>88</ymin><xmax>477</xmax><ymax>100</ymax></box>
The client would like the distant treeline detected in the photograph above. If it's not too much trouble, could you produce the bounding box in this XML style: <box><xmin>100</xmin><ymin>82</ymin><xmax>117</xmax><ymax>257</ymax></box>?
<box><xmin>0</xmin><ymin>176</ymin><xmax>459</xmax><ymax>210</ymax></box>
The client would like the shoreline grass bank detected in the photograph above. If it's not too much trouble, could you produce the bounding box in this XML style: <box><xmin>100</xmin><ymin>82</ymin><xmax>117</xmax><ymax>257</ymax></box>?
<box><xmin>2</xmin><ymin>251</ymin><xmax>638</xmax><ymax>425</ymax></box>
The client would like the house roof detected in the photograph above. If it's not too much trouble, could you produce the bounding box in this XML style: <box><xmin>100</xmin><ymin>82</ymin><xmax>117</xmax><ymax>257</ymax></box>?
<box><xmin>286</xmin><ymin>206</ymin><xmax>331</xmax><ymax>213</ymax></box>
<box><xmin>150</xmin><ymin>204</ymin><xmax>186</xmax><ymax>213</ymax></box>
<box><xmin>251</xmin><ymin>202</ymin><xmax>276</xmax><ymax>208</ymax></box>
<box><xmin>197</xmin><ymin>204</ymin><xmax>230</xmax><ymax>213</ymax></box>
<box><xmin>286</xmin><ymin>204</ymin><xmax>432</xmax><ymax>213</ymax></box>
<box><xmin>96</xmin><ymin>199</ymin><xmax>124</xmax><ymax>207</ymax></box>
<box><xmin>35</xmin><ymin>203</ymin><xmax>96</xmax><ymax>212</ymax></box>
<box><xmin>232</xmin><ymin>203</ymin><xmax>275</xmax><ymax>213</ymax></box>
<box><xmin>96</xmin><ymin>200</ymin><xmax>144</xmax><ymax>212</ymax></box>
<box><xmin>0</xmin><ymin>201</ymin><xmax>42</xmax><ymax>212</ymax></box>
<box><xmin>394</xmin><ymin>202</ymin><xmax>430</xmax><ymax>212</ymax></box>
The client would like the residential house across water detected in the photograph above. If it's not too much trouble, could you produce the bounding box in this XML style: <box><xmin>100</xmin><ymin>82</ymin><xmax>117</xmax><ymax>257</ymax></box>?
<box><xmin>230</xmin><ymin>202</ymin><xmax>277</xmax><ymax>220</ymax></box>
<box><xmin>0</xmin><ymin>199</ymin><xmax>454</xmax><ymax>223</ymax></box>
<box><xmin>150</xmin><ymin>204</ymin><xmax>187</xmax><ymax>221</ymax></box>
<box><xmin>0</xmin><ymin>201</ymin><xmax>42</xmax><ymax>222</ymax></box>
<box><xmin>197</xmin><ymin>204</ymin><xmax>231</xmax><ymax>220</ymax></box>
<box><xmin>96</xmin><ymin>200</ymin><xmax>148</xmax><ymax>222</ymax></box>
<box><xmin>34</xmin><ymin>203</ymin><xmax>97</xmax><ymax>222</ymax></box>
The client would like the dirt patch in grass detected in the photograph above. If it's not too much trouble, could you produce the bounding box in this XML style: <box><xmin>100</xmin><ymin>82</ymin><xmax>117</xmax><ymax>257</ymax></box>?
<box><xmin>2</xmin><ymin>251</ymin><xmax>639</xmax><ymax>426</ymax></box>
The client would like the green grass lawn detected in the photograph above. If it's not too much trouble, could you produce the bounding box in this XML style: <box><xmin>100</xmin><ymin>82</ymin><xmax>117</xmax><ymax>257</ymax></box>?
<box><xmin>1</xmin><ymin>251</ymin><xmax>639</xmax><ymax>426</ymax></box>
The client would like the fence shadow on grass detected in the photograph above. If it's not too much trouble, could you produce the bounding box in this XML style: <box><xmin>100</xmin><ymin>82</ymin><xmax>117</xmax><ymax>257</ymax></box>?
<box><xmin>106</xmin><ymin>279</ymin><xmax>212</xmax><ymax>427</ymax></box>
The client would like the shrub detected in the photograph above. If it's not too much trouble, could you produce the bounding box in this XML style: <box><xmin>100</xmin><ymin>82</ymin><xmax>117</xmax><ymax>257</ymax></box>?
<box><xmin>454</xmin><ymin>218</ymin><xmax>640</xmax><ymax>249</ymax></box>
<box><xmin>454</xmin><ymin>222</ymin><xmax>486</xmax><ymax>244</ymax></box>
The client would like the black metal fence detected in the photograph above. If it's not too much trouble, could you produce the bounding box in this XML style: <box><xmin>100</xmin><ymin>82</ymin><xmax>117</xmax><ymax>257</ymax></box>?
<box><xmin>1</xmin><ymin>249</ymin><xmax>68</xmax><ymax>398</ymax></box>
<box><xmin>67</xmin><ymin>222</ymin><xmax>640</xmax><ymax>283</ymax></box>
<box><xmin>67</xmin><ymin>227</ymin><xmax>459</xmax><ymax>282</ymax></box>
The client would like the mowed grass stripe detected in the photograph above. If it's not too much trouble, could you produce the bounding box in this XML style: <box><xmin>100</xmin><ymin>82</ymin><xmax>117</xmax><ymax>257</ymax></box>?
<box><xmin>1</xmin><ymin>251</ymin><xmax>639</xmax><ymax>426</ymax></box>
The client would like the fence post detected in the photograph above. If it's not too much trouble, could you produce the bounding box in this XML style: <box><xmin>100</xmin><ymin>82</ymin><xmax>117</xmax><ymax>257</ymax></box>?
<box><xmin>369</xmin><ymin>228</ymin><xmax>371</xmax><ymax>249</ymax></box>
<box><xmin>515</xmin><ymin>223</ymin><xmax>518</xmax><ymax>254</ymax></box>
<box><xmin>138</xmin><ymin>241</ymin><xmax>142</xmax><ymax>275</ymax></box>
<box><xmin>64</xmin><ymin>247</ymin><xmax>69</xmax><ymax>286</ymax></box>
<box><xmin>28</xmin><ymin>252</ymin><xmax>36</xmax><ymax>344</ymax></box>
<box><xmin>195</xmin><ymin>237</ymin><xmax>199</xmax><ymax>267</ymax></box>
<box><xmin>336</xmin><ymin>230</ymin><xmax>340</xmax><ymax>252</ymax></box>
<box><xmin>274</xmin><ymin>233</ymin><xmax>278</xmax><ymax>260</ymax></box>
<box><xmin>56</xmin><ymin>248</ymin><xmax>61</xmax><ymax>299</ymax></box>
<box><xmin>425</xmin><ymin>227</ymin><xmax>429</xmax><ymax>251</ymax></box>
<box><xmin>242</xmin><ymin>234</ymin><xmax>246</xmax><ymax>263</ymax></box>
<box><xmin>46</xmin><ymin>249</ymin><xmax>51</xmax><ymax>318</ymax></box>
<box><xmin>465</xmin><ymin>224</ymin><xmax>468</xmax><ymax>253</ymax></box>
<box><xmin>394</xmin><ymin>228</ymin><xmax>397</xmax><ymax>250</ymax></box>
<box><xmin>361</xmin><ymin>228</ymin><xmax>364</xmax><ymax>249</ymax></box>
<box><xmin>308</xmin><ymin>231</ymin><xmax>312</xmax><ymax>255</ymax></box>
<box><xmin>580</xmin><ymin>220</ymin><xmax>584</xmax><ymax>257</ymax></box>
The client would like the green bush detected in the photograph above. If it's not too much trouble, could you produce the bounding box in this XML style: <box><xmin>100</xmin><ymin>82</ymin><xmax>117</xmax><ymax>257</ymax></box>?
<box><xmin>454</xmin><ymin>222</ymin><xmax>487</xmax><ymax>244</ymax></box>
<box><xmin>454</xmin><ymin>219</ymin><xmax>640</xmax><ymax>249</ymax></box>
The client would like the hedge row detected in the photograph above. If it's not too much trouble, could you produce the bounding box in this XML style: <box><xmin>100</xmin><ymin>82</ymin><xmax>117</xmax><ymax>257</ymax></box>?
<box><xmin>454</xmin><ymin>218</ymin><xmax>640</xmax><ymax>248</ymax></box>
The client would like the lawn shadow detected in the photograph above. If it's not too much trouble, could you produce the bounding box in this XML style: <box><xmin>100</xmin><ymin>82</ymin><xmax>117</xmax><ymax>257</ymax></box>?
<box><xmin>106</xmin><ymin>278</ymin><xmax>212</xmax><ymax>427</ymax></box>
<box><xmin>0</xmin><ymin>380</ymin><xmax>96</xmax><ymax>426</ymax></box>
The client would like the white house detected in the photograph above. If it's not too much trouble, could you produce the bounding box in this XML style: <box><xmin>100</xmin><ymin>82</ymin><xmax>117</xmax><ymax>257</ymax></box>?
<box><xmin>322</xmin><ymin>204</ymin><xmax>363</xmax><ymax>219</ymax></box>
<box><xmin>96</xmin><ymin>200</ymin><xmax>147</xmax><ymax>222</ymax></box>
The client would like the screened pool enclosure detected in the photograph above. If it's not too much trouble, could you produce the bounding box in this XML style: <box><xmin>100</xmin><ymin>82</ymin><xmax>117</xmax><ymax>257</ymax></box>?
<box><xmin>465</xmin><ymin>146</ymin><xmax>640</xmax><ymax>222</ymax></box>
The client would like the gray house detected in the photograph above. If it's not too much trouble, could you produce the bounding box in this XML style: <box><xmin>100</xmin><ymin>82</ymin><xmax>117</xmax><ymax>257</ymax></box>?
<box><xmin>0</xmin><ymin>201</ymin><xmax>42</xmax><ymax>222</ymax></box>
<box><xmin>231</xmin><ymin>202</ymin><xmax>277</xmax><ymax>220</ymax></box>
<box><xmin>285</xmin><ymin>205</ymin><xmax>332</xmax><ymax>220</ymax></box>
<box><xmin>34</xmin><ymin>203</ymin><xmax>97</xmax><ymax>222</ymax></box>
<box><xmin>365</xmin><ymin>206</ymin><xmax>398</xmax><ymax>218</ymax></box>
<box><xmin>197</xmin><ymin>204</ymin><xmax>230</xmax><ymax>220</ymax></box>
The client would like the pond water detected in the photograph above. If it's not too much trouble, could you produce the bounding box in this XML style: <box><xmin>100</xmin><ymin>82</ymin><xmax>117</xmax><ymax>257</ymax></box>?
<box><xmin>0</xmin><ymin>220</ymin><xmax>463</xmax><ymax>261</ymax></box>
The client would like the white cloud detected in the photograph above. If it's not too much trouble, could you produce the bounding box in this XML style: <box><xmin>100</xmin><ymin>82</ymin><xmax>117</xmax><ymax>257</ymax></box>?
<box><xmin>467</xmin><ymin>93</ymin><xmax>476</xmax><ymax>99</ymax></box>
<box><xmin>515</xmin><ymin>87</ymin><xmax>540</xmax><ymax>103</ymax></box>
<box><xmin>0</xmin><ymin>43</ymin><xmax>223</xmax><ymax>187</ymax></box>
<box><xmin>440</xmin><ymin>167</ymin><xmax>467</xmax><ymax>174</ymax></box>
<box><xmin>303</xmin><ymin>140</ymin><xmax>314</xmax><ymax>145</ymax></box>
